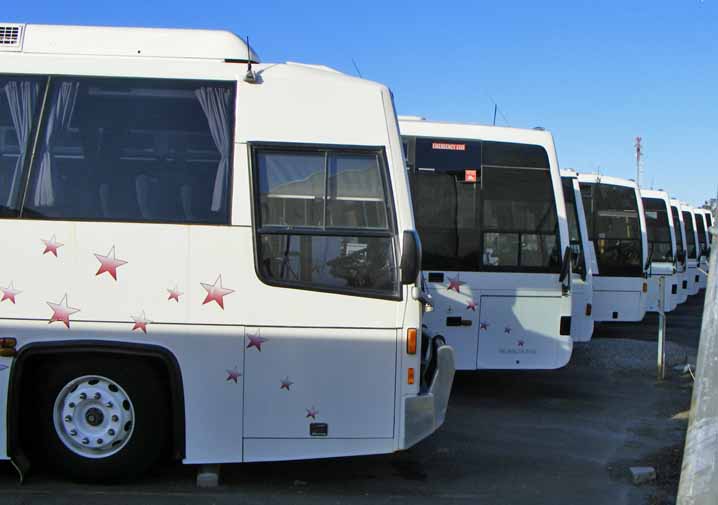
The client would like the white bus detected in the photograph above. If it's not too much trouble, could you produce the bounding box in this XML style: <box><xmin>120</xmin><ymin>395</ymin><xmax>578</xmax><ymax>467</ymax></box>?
<box><xmin>400</xmin><ymin>119</ymin><xmax>573</xmax><ymax>370</ymax></box>
<box><xmin>560</xmin><ymin>170</ymin><xmax>594</xmax><ymax>342</ymax></box>
<box><xmin>680</xmin><ymin>203</ymin><xmax>701</xmax><ymax>295</ymax></box>
<box><xmin>669</xmin><ymin>198</ymin><xmax>690</xmax><ymax>304</ymax></box>
<box><xmin>694</xmin><ymin>208</ymin><xmax>710</xmax><ymax>288</ymax></box>
<box><xmin>640</xmin><ymin>189</ymin><xmax>678</xmax><ymax>313</ymax></box>
<box><xmin>0</xmin><ymin>23</ymin><xmax>455</xmax><ymax>482</ymax></box>
<box><xmin>577</xmin><ymin>174</ymin><xmax>648</xmax><ymax>322</ymax></box>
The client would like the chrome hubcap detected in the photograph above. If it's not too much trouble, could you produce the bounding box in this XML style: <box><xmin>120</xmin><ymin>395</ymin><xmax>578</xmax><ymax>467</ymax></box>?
<box><xmin>53</xmin><ymin>375</ymin><xmax>135</xmax><ymax>459</ymax></box>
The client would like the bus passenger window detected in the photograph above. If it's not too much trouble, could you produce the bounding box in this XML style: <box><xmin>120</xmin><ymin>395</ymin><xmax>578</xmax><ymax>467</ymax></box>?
<box><xmin>22</xmin><ymin>77</ymin><xmax>235</xmax><ymax>224</ymax></box>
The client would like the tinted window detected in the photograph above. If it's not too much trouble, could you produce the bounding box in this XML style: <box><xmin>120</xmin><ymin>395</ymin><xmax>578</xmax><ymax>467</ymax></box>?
<box><xmin>561</xmin><ymin>177</ymin><xmax>585</xmax><ymax>275</ymax></box>
<box><xmin>254</xmin><ymin>147</ymin><xmax>397</xmax><ymax>298</ymax></box>
<box><xmin>642</xmin><ymin>197</ymin><xmax>673</xmax><ymax>262</ymax></box>
<box><xmin>695</xmin><ymin>213</ymin><xmax>707</xmax><ymax>253</ymax></box>
<box><xmin>580</xmin><ymin>182</ymin><xmax>643</xmax><ymax>277</ymax></box>
<box><xmin>683</xmin><ymin>211</ymin><xmax>697</xmax><ymax>258</ymax></box>
<box><xmin>671</xmin><ymin>206</ymin><xmax>684</xmax><ymax>260</ymax></box>
<box><xmin>0</xmin><ymin>75</ymin><xmax>46</xmax><ymax>216</ymax></box>
<box><xmin>23</xmin><ymin>77</ymin><xmax>234</xmax><ymax>224</ymax></box>
<box><xmin>408</xmin><ymin>136</ymin><xmax>560</xmax><ymax>273</ymax></box>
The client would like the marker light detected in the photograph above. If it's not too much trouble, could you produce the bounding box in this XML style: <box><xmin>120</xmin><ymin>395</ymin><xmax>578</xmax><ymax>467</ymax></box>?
<box><xmin>408</xmin><ymin>368</ymin><xmax>415</xmax><ymax>385</ymax></box>
<box><xmin>643</xmin><ymin>282</ymin><xmax>648</xmax><ymax>293</ymax></box>
<box><xmin>585</xmin><ymin>304</ymin><xmax>592</xmax><ymax>317</ymax></box>
<box><xmin>407</xmin><ymin>328</ymin><xmax>417</xmax><ymax>355</ymax></box>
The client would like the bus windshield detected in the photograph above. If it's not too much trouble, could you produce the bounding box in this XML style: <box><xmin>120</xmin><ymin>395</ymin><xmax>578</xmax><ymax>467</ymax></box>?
<box><xmin>642</xmin><ymin>197</ymin><xmax>673</xmax><ymax>262</ymax></box>
<box><xmin>580</xmin><ymin>182</ymin><xmax>642</xmax><ymax>276</ymax></box>
<box><xmin>683</xmin><ymin>211</ymin><xmax>697</xmax><ymax>258</ymax></box>
<box><xmin>695</xmin><ymin>213</ymin><xmax>707</xmax><ymax>253</ymax></box>
<box><xmin>671</xmin><ymin>206</ymin><xmax>685</xmax><ymax>260</ymax></box>
<box><xmin>561</xmin><ymin>177</ymin><xmax>586</xmax><ymax>276</ymax></box>
<box><xmin>408</xmin><ymin>137</ymin><xmax>560</xmax><ymax>273</ymax></box>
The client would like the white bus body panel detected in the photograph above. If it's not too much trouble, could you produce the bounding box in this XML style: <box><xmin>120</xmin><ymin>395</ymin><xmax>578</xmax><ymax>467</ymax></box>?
<box><xmin>401</xmin><ymin>120</ymin><xmax>572</xmax><ymax>371</ymax></box>
<box><xmin>641</xmin><ymin>189</ymin><xmax>678</xmax><ymax>313</ymax></box>
<box><xmin>0</xmin><ymin>25</ymin><xmax>455</xmax><ymax>465</ymax></box>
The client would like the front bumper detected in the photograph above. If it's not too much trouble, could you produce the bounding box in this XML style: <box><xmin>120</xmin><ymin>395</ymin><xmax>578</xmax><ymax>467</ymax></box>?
<box><xmin>401</xmin><ymin>344</ymin><xmax>455</xmax><ymax>449</ymax></box>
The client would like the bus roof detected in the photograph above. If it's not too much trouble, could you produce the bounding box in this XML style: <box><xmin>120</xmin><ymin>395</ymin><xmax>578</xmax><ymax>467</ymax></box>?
<box><xmin>641</xmin><ymin>188</ymin><xmax>671</xmax><ymax>201</ymax></box>
<box><xmin>577</xmin><ymin>173</ymin><xmax>638</xmax><ymax>189</ymax></box>
<box><xmin>398</xmin><ymin>118</ymin><xmax>556</xmax><ymax>149</ymax></box>
<box><xmin>0</xmin><ymin>22</ymin><xmax>260</xmax><ymax>62</ymax></box>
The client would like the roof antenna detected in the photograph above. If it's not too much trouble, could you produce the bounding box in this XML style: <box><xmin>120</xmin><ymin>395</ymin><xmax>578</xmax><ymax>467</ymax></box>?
<box><xmin>244</xmin><ymin>35</ymin><xmax>258</xmax><ymax>84</ymax></box>
<box><xmin>351</xmin><ymin>58</ymin><xmax>363</xmax><ymax>78</ymax></box>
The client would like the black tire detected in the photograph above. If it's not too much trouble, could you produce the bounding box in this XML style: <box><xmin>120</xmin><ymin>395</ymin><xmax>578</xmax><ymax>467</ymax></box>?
<box><xmin>34</xmin><ymin>355</ymin><xmax>169</xmax><ymax>483</ymax></box>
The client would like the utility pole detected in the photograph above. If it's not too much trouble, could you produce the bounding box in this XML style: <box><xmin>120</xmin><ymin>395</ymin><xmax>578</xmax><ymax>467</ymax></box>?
<box><xmin>635</xmin><ymin>136</ymin><xmax>643</xmax><ymax>188</ymax></box>
<box><xmin>677</xmin><ymin>226</ymin><xmax>718</xmax><ymax>504</ymax></box>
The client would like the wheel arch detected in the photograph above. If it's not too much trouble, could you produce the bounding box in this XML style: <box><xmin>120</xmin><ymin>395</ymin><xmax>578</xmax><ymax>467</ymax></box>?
<box><xmin>7</xmin><ymin>340</ymin><xmax>186</xmax><ymax>465</ymax></box>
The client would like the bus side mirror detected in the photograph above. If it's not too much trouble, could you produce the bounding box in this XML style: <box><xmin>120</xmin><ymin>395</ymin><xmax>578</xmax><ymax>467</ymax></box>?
<box><xmin>559</xmin><ymin>247</ymin><xmax>572</xmax><ymax>284</ymax></box>
<box><xmin>401</xmin><ymin>230</ymin><xmax>422</xmax><ymax>285</ymax></box>
<box><xmin>677</xmin><ymin>250</ymin><xmax>686</xmax><ymax>263</ymax></box>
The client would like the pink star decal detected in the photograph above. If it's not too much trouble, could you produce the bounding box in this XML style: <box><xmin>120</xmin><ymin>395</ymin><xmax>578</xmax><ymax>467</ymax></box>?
<box><xmin>41</xmin><ymin>235</ymin><xmax>64</xmax><ymax>257</ymax></box>
<box><xmin>504</xmin><ymin>326</ymin><xmax>512</xmax><ymax>334</ymax></box>
<box><xmin>94</xmin><ymin>246</ymin><xmax>128</xmax><ymax>281</ymax></box>
<box><xmin>247</xmin><ymin>334</ymin><xmax>268</xmax><ymax>352</ymax></box>
<box><xmin>47</xmin><ymin>294</ymin><xmax>80</xmax><ymax>328</ymax></box>
<box><xmin>466</xmin><ymin>299</ymin><xmax>477</xmax><ymax>311</ymax></box>
<box><xmin>131</xmin><ymin>310</ymin><xmax>152</xmax><ymax>334</ymax></box>
<box><xmin>226</xmin><ymin>367</ymin><xmax>241</xmax><ymax>383</ymax></box>
<box><xmin>447</xmin><ymin>277</ymin><xmax>464</xmax><ymax>293</ymax></box>
<box><xmin>306</xmin><ymin>406</ymin><xmax>319</xmax><ymax>420</ymax></box>
<box><xmin>201</xmin><ymin>275</ymin><xmax>235</xmax><ymax>310</ymax></box>
<box><xmin>167</xmin><ymin>286</ymin><xmax>183</xmax><ymax>303</ymax></box>
<box><xmin>1</xmin><ymin>282</ymin><xmax>22</xmax><ymax>304</ymax></box>
<box><xmin>280</xmin><ymin>376</ymin><xmax>294</xmax><ymax>390</ymax></box>
<box><xmin>517</xmin><ymin>340</ymin><xmax>525</xmax><ymax>347</ymax></box>
<box><xmin>480</xmin><ymin>321</ymin><xmax>489</xmax><ymax>331</ymax></box>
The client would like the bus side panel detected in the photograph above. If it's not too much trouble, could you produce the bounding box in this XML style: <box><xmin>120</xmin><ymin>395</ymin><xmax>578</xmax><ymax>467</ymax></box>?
<box><xmin>242</xmin><ymin>327</ymin><xmax>396</xmax><ymax>440</ymax></box>
<box><xmin>0</xmin><ymin>356</ymin><xmax>10</xmax><ymax>459</ymax></box>
<box><xmin>570</xmin><ymin>276</ymin><xmax>594</xmax><ymax>342</ymax></box>
<box><xmin>591</xmin><ymin>276</ymin><xmax>644</xmax><ymax>322</ymax></box>
<box><xmin>477</xmin><ymin>296</ymin><xmax>571</xmax><ymax>370</ymax></box>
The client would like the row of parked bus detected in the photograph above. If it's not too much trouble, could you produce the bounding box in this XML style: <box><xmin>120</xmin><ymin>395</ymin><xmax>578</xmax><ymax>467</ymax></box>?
<box><xmin>405</xmin><ymin>115</ymin><xmax>713</xmax><ymax>372</ymax></box>
<box><xmin>0</xmin><ymin>24</ymin><xmax>712</xmax><ymax>483</ymax></box>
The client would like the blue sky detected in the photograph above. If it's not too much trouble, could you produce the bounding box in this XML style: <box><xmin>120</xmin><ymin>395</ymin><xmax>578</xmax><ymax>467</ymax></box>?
<box><xmin>6</xmin><ymin>0</ymin><xmax>716</xmax><ymax>205</ymax></box>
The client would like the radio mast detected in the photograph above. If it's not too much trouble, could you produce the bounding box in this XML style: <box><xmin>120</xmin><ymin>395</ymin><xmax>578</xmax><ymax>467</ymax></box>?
<box><xmin>635</xmin><ymin>136</ymin><xmax>643</xmax><ymax>187</ymax></box>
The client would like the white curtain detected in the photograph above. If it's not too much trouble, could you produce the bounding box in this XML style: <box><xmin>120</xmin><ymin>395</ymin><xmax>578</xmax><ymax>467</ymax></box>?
<box><xmin>195</xmin><ymin>86</ymin><xmax>231</xmax><ymax>212</ymax></box>
<box><xmin>33</xmin><ymin>81</ymin><xmax>79</xmax><ymax>207</ymax></box>
<box><xmin>4</xmin><ymin>80</ymin><xmax>40</xmax><ymax>206</ymax></box>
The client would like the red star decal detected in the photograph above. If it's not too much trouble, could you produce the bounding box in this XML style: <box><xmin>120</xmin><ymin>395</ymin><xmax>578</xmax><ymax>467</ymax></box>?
<box><xmin>201</xmin><ymin>275</ymin><xmax>235</xmax><ymax>309</ymax></box>
<box><xmin>47</xmin><ymin>294</ymin><xmax>80</xmax><ymax>328</ymax></box>
<box><xmin>1</xmin><ymin>282</ymin><xmax>22</xmax><ymax>304</ymax></box>
<box><xmin>447</xmin><ymin>277</ymin><xmax>464</xmax><ymax>293</ymax></box>
<box><xmin>504</xmin><ymin>326</ymin><xmax>512</xmax><ymax>334</ymax></box>
<box><xmin>280</xmin><ymin>376</ymin><xmax>294</xmax><ymax>390</ymax></box>
<box><xmin>167</xmin><ymin>285</ymin><xmax>183</xmax><ymax>303</ymax></box>
<box><xmin>94</xmin><ymin>246</ymin><xmax>128</xmax><ymax>281</ymax></box>
<box><xmin>306</xmin><ymin>406</ymin><xmax>319</xmax><ymax>420</ymax></box>
<box><xmin>131</xmin><ymin>310</ymin><xmax>152</xmax><ymax>334</ymax></box>
<box><xmin>517</xmin><ymin>340</ymin><xmax>525</xmax><ymax>347</ymax></box>
<box><xmin>466</xmin><ymin>299</ymin><xmax>477</xmax><ymax>311</ymax></box>
<box><xmin>41</xmin><ymin>235</ymin><xmax>64</xmax><ymax>257</ymax></box>
<box><xmin>247</xmin><ymin>334</ymin><xmax>268</xmax><ymax>352</ymax></box>
<box><xmin>226</xmin><ymin>367</ymin><xmax>241</xmax><ymax>383</ymax></box>
<box><xmin>480</xmin><ymin>321</ymin><xmax>489</xmax><ymax>331</ymax></box>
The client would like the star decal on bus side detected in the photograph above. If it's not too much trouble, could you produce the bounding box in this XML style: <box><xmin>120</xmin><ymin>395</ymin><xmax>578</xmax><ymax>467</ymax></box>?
<box><xmin>479</xmin><ymin>321</ymin><xmax>489</xmax><ymax>331</ymax></box>
<box><xmin>504</xmin><ymin>326</ymin><xmax>512</xmax><ymax>334</ymax></box>
<box><xmin>94</xmin><ymin>246</ymin><xmax>128</xmax><ymax>281</ymax></box>
<box><xmin>306</xmin><ymin>406</ymin><xmax>318</xmax><ymax>420</ymax></box>
<box><xmin>41</xmin><ymin>235</ymin><xmax>64</xmax><ymax>257</ymax></box>
<box><xmin>1</xmin><ymin>282</ymin><xmax>22</xmax><ymax>304</ymax></box>
<box><xmin>167</xmin><ymin>285</ymin><xmax>183</xmax><ymax>303</ymax></box>
<box><xmin>201</xmin><ymin>275</ymin><xmax>235</xmax><ymax>309</ymax></box>
<box><xmin>47</xmin><ymin>294</ymin><xmax>80</xmax><ymax>328</ymax></box>
<box><xmin>247</xmin><ymin>334</ymin><xmax>268</xmax><ymax>352</ymax></box>
<box><xmin>131</xmin><ymin>311</ymin><xmax>152</xmax><ymax>334</ymax></box>
<box><xmin>226</xmin><ymin>367</ymin><xmax>241</xmax><ymax>383</ymax></box>
<box><xmin>447</xmin><ymin>277</ymin><xmax>464</xmax><ymax>293</ymax></box>
<box><xmin>280</xmin><ymin>377</ymin><xmax>294</xmax><ymax>390</ymax></box>
<box><xmin>466</xmin><ymin>299</ymin><xmax>477</xmax><ymax>311</ymax></box>
<box><xmin>517</xmin><ymin>340</ymin><xmax>525</xmax><ymax>347</ymax></box>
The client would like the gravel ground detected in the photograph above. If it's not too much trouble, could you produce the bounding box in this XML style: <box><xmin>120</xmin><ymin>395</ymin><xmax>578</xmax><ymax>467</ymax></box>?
<box><xmin>572</xmin><ymin>339</ymin><xmax>697</xmax><ymax>373</ymax></box>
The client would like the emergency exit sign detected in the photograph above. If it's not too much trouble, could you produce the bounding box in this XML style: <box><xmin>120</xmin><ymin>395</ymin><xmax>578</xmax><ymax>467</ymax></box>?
<box><xmin>432</xmin><ymin>142</ymin><xmax>466</xmax><ymax>151</ymax></box>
